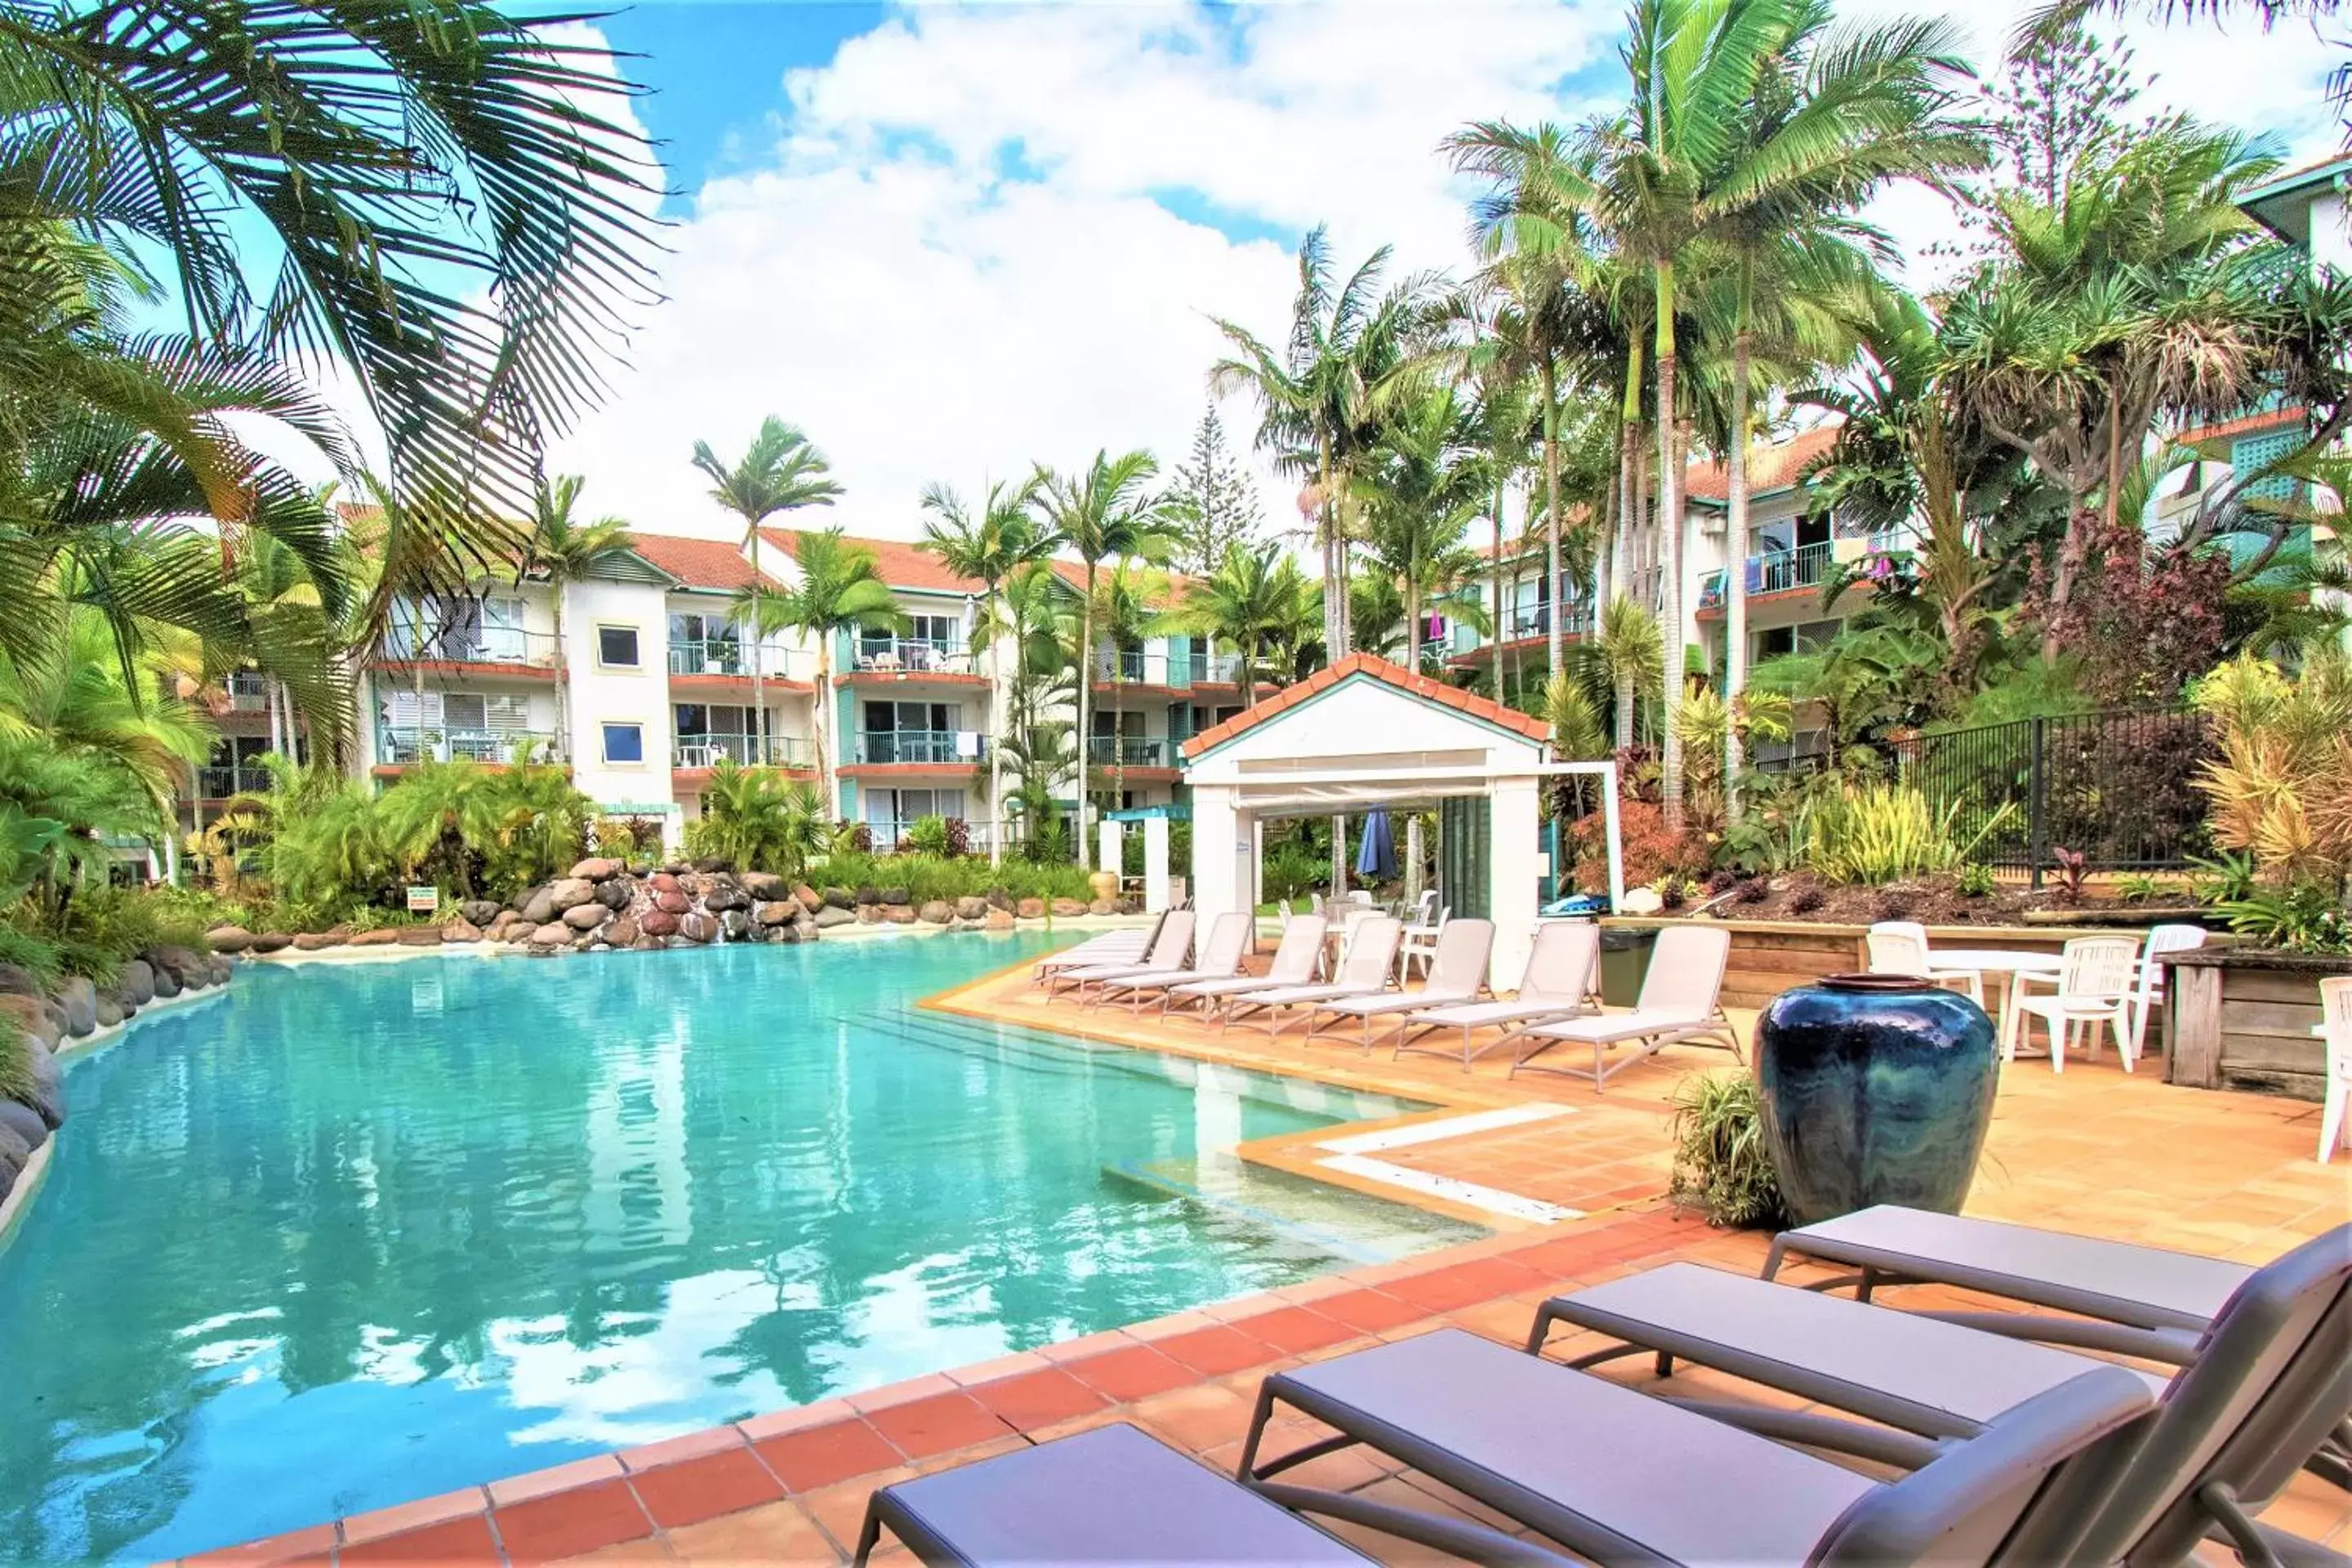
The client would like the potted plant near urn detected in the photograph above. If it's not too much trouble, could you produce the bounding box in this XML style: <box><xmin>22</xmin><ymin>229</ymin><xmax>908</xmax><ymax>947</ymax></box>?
<box><xmin>1753</xmin><ymin>973</ymin><xmax>1999</xmax><ymax>1225</ymax></box>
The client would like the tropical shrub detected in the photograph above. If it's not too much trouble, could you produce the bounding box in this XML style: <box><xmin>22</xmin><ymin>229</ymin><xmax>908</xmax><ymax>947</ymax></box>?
<box><xmin>1260</xmin><ymin>844</ymin><xmax>1326</xmax><ymax>904</ymax></box>
<box><xmin>685</xmin><ymin>763</ymin><xmax>827</xmax><ymax>876</ymax></box>
<box><xmin>2216</xmin><ymin>882</ymin><xmax>2352</xmax><ymax>956</ymax></box>
<box><xmin>813</xmin><ymin>851</ymin><xmax>1094</xmax><ymax>904</ymax></box>
<box><xmin>0</xmin><ymin>1030</ymin><xmax>30</xmax><ymax>1104</ymax></box>
<box><xmin>1809</xmin><ymin>786</ymin><xmax>2013</xmax><ymax>885</ymax></box>
<box><xmin>2192</xmin><ymin>651</ymin><xmax>2352</xmax><ymax>889</ymax></box>
<box><xmin>905</xmin><ymin>815</ymin><xmax>952</xmax><ymax>857</ymax></box>
<box><xmin>1667</xmin><ymin>1073</ymin><xmax>1785</xmax><ymax>1229</ymax></box>
<box><xmin>1955</xmin><ymin>862</ymin><xmax>1997</xmax><ymax>898</ymax></box>
<box><xmin>1568</xmin><ymin>800</ymin><xmax>1705</xmax><ymax>893</ymax></box>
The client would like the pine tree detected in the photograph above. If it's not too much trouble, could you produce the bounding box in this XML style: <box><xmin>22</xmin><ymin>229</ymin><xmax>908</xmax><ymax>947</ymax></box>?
<box><xmin>1165</xmin><ymin>407</ymin><xmax>1265</xmax><ymax>576</ymax></box>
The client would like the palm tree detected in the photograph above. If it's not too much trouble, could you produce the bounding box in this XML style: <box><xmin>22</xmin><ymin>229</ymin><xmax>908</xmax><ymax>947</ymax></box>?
<box><xmin>523</xmin><ymin>474</ymin><xmax>635</xmax><ymax>762</ymax></box>
<box><xmin>1210</xmin><ymin>228</ymin><xmax>1435</xmax><ymax>662</ymax></box>
<box><xmin>755</xmin><ymin>528</ymin><xmax>902</xmax><ymax>816</ymax></box>
<box><xmin>1083</xmin><ymin>563</ymin><xmax>1162</xmax><ymax>811</ymax></box>
<box><xmin>1356</xmin><ymin>385</ymin><xmax>1494</xmax><ymax>670</ymax></box>
<box><xmin>1174</xmin><ymin>543</ymin><xmax>1293</xmax><ymax>708</ymax></box>
<box><xmin>919</xmin><ymin>477</ymin><xmax>1046</xmax><ymax>863</ymax></box>
<box><xmin>2</xmin><ymin>1</ymin><xmax>660</xmax><ymax>528</ymax></box>
<box><xmin>1031</xmin><ymin>449</ymin><xmax>1174</xmax><ymax>866</ymax></box>
<box><xmin>691</xmin><ymin>418</ymin><xmax>844</xmax><ymax>759</ymax></box>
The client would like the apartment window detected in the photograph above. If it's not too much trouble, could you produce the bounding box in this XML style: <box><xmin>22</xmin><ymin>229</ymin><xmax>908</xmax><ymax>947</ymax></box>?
<box><xmin>601</xmin><ymin>722</ymin><xmax>644</xmax><ymax>764</ymax></box>
<box><xmin>597</xmin><ymin>625</ymin><xmax>641</xmax><ymax>668</ymax></box>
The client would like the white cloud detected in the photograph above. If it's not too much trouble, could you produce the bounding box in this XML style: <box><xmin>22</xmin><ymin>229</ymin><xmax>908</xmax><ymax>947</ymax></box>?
<box><xmin>540</xmin><ymin>0</ymin><xmax>2341</xmax><ymax>541</ymax></box>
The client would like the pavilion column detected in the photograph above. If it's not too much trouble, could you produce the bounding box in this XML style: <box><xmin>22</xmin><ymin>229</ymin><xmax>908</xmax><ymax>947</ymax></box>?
<box><xmin>1489</xmin><ymin>776</ymin><xmax>1541</xmax><ymax>992</ymax></box>
<box><xmin>1191</xmin><ymin>788</ymin><xmax>1241</xmax><ymax>929</ymax></box>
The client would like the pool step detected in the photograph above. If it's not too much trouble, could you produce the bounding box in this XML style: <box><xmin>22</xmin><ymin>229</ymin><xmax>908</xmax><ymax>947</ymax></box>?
<box><xmin>1102</xmin><ymin>1154</ymin><xmax>1466</xmax><ymax>1265</ymax></box>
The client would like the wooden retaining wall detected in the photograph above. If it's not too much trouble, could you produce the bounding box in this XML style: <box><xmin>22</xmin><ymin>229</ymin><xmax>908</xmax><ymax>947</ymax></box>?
<box><xmin>2164</xmin><ymin>951</ymin><xmax>2338</xmax><ymax>1103</ymax></box>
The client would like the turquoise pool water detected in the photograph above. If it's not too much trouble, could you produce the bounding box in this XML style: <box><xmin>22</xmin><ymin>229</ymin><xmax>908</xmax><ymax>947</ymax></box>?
<box><xmin>0</xmin><ymin>934</ymin><xmax>1473</xmax><ymax>1561</ymax></box>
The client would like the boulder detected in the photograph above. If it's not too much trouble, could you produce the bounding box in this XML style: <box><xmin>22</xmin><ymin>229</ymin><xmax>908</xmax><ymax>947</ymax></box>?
<box><xmin>57</xmin><ymin>977</ymin><xmax>96</xmax><ymax>1037</ymax></box>
<box><xmin>985</xmin><ymin>887</ymin><xmax>1013</xmax><ymax>911</ymax></box>
<box><xmin>208</xmin><ymin>955</ymin><xmax>233</xmax><ymax>987</ymax></box>
<box><xmin>1016</xmin><ymin>898</ymin><xmax>1046</xmax><ymax>920</ymax></box>
<box><xmin>955</xmin><ymin>896</ymin><xmax>989</xmax><ymax>922</ymax></box>
<box><xmin>441</xmin><ymin>918</ymin><xmax>483</xmax><ymax>943</ymax></box>
<box><xmin>640</xmin><ymin>909</ymin><xmax>679</xmax><ymax>938</ymax></box>
<box><xmin>822</xmin><ymin>886</ymin><xmax>855</xmax><ymax>910</ymax></box>
<box><xmin>677</xmin><ymin>913</ymin><xmax>717</xmax><ymax>944</ymax></box>
<box><xmin>569</xmin><ymin>856</ymin><xmax>626</xmax><ymax>882</ymax></box>
<box><xmin>22</xmin><ymin>1040</ymin><xmax>62</xmax><ymax>1127</ymax></box>
<box><xmin>0</xmin><ymin>1004</ymin><xmax>56</xmax><ymax>1055</ymax></box>
<box><xmin>563</xmin><ymin>902</ymin><xmax>611</xmax><ymax>931</ymax></box>
<box><xmin>661</xmin><ymin>859</ymin><xmax>692</xmax><ymax>875</ymax></box>
<box><xmin>116</xmin><ymin>959</ymin><xmax>155</xmax><ymax>1004</ymax></box>
<box><xmin>94</xmin><ymin>994</ymin><xmax>124</xmax><ymax>1029</ymax></box>
<box><xmin>703</xmin><ymin>885</ymin><xmax>751</xmax><ymax>914</ymax></box>
<box><xmin>794</xmin><ymin>884</ymin><xmax>824</xmax><ymax>913</ymax></box>
<box><xmin>39</xmin><ymin>1000</ymin><xmax>67</xmax><ymax>1037</ymax></box>
<box><xmin>855</xmin><ymin>905</ymin><xmax>882</xmax><ymax>925</ymax></box>
<box><xmin>0</xmin><ymin>1120</ymin><xmax>28</xmax><ymax>1201</ymax></box>
<box><xmin>1618</xmin><ymin>886</ymin><xmax>1665</xmax><ymax>916</ymax></box>
<box><xmin>813</xmin><ymin>905</ymin><xmax>857</xmax><ymax>929</ymax></box>
<box><xmin>918</xmin><ymin>900</ymin><xmax>954</xmax><ymax>925</ymax></box>
<box><xmin>741</xmin><ymin>871</ymin><xmax>786</xmax><ymax>899</ymax></box>
<box><xmin>630</xmin><ymin>935</ymin><xmax>667</xmax><ymax>951</ymax></box>
<box><xmin>149</xmin><ymin>964</ymin><xmax>181</xmax><ymax>999</ymax></box>
<box><xmin>145</xmin><ymin>946</ymin><xmax>206</xmax><ymax>987</ymax></box>
<box><xmin>1087</xmin><ymin>898</ymin><xmax>1115</xmax><ymax>917</ymax></box>
<box><xmin>292</xmin><ymin>931</ymin><xmax>344</xmax><ymax>951</ymax></box>
<box><xmin>0</xmin><ymin>1097</ymin><xmax>47</xmax><ymax>1151</ymax></box>
<box><xmin>520</xmin><ymin>888</ymin><xmax>559</xmax><ymax>925</ymax></box>
<box><xmin>395</xmin><ymin>926</ymin><xmax>441</xmax><ymax>947</ymax></box>
<box><xmin>0</xmin><ymin>963</ymin><xmax>40</xmax><ymax>997</ymax></box>
<box><xmin>880</xmin><ymin>886</ymin><xmax>911</xmax><ymax>906</ymax></box>
<box><xmin>460</xmin><ymin>900</ymin><xmax>502</xmax><ymax>929</ymax></box>
<box><xmin>1050</xmin><ymin>898</ymin><xmax>1086</xmax><ymax>918</ymax></box>
<box><xmin>607</xmin><ymin>915</ymin><xmax>639</xmax><ymax>947</ymax></box>
<box><xmin>207</xmin><ymin>925</ymin><xmax>256</xmax><ymax>954</ymax></box>
<box><xmin>654</xmin><ymin>889</ymin><xmax>692</xmax><ymax>915</ymax></box>
<box><xmin>719</xmin><ymin>910</ymin><xmax>752</xmax><ymax>942</ymax></box>
<box><xmin>755</xmin><ymin>901</ymin><xmax>800</xmax><ymax>927</ymax></box>
<box><xmin>853</xmin><ymin>886</ymin><xmax>881</xmax><ymax>906</ymax></box>
<box><xmin>249</xmin><ymin>933</ymin><xmax>292</xmax><ymax>955</ymax></box>
<box><xmin>349</xmin><ymin>928</ymin><xmax>399</xmax><ymax>947</ymax></box>
<box><xmin>594</xmin><ymin>878</ymin><xmax>633</xmax><ymax>910</ymax></box>
<box><xmin>882</xmin><ymin>904</ymin><xmax>917</xmax><ymax>925</ymax></box>
<box><xmin>984</xmin><ymin>906</ymin><xmax>1016</xmax><ymax>931</ymax></box>
<box><xmin>772</xmin><ymin>922</ymin><xmax>806</xmax><ymax>945</ymax></box>
<box><xmin>530</xmin><ymin>921</ymin><xmax>573</xmax><ymax>947</ymax></box>
<box><xmin>691</xmin><ymin>857</ymin><xmax>734</xmax><ymax>875</ymax></box>
<box><xmin>650</xmin><ymin>871</ymin><xmax>683</xmax><ymax>893</ymax></box>
<box><xmin>546</xmin><ymin>877</ymin><xmax>595</xmax><ymax>913</ymax></box>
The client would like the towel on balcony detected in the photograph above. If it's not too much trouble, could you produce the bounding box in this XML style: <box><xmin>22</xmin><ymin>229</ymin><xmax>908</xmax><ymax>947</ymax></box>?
<box><xmin>955</xmin><ymin>730</ymin><xmax>981</xmax><ymax>759</ymax></box>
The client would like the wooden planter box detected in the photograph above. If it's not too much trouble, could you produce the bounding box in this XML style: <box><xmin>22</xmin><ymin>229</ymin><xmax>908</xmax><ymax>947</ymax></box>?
<box><xmin>1600</xmin><ymin>917</ymin><xmax>2145</xmax><ymax>1013</ymax></box>
<box><xmin>2163</xmin><ymin>949</ymin><xmax>2346</xmax><ymax>1102</ymax></box>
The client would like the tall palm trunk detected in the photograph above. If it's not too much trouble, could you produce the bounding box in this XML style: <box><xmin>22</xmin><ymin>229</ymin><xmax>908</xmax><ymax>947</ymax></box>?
<box><xmin>813</xmin><ymin>644</ymin><xmax>834</xmax><ymax>822</ymax></box>
<box><xmin>1490</xmin><ymin>474</ymin><xmax>1507</xmax><ymax>699</ymax></box>
<box><xmin>1655</xmin><ymin>260</ymin><xmax>1686</xmax><ymax>831</ymax></box>
<box><xmin>1318</xmin><ymin>443</ymin><xmax>1346</xmax><ymax>899</ymax></box>
<box><xmin>1615</xmin><ymin>345</ymin><xmax>1644</xmax><ymax>752</ymax></box>
<box><xmin>1724</xmin><ymin>320</ymin><xmax>1753</xmax><ymax>823</ymax></box>
<box><xmin>1541</xmin><ymin>357</ymin><xmax>1563</xmax><ymax>681</ymax></box>
<box><xmin>1077</xmin><ymin>564</ymin><xmax>1095</xmax><ymax>867</ymax></box>
<box><xmin>551</xmin><ymin>581</ymin><xmax>571</xmax><ymax>760</ymax></box>
<box><xmin>746</xmin><ymin>531</ymin><xmax>767</xmax><ymax>762</ymax></box>
<box><xmin>984</xmin><ymin>582</ymin><xmax>1003</xmax><ymax>866</ymax></box>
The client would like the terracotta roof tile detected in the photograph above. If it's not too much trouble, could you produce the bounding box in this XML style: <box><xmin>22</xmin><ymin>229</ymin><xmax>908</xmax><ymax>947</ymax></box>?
<box><xmin>1179</xmin><ymin>653</ymin><xmax>1548</xmax><ymax>760</ymax></box>
<box><xmin>760</xmin><ymin>528</ymin><xmax>987</xmax><ymax>595</ymax></box>
<box><xmin>625</xmin><ymin>534</ymin><xmax>776</xmax><ymax>592</ymax></box>
<box><xmin>1684</xmin><ymin>423</ymin><xmax>1844</xmax><ymax>501</ymax></box>
<box><xmin>2176</xmin><ymin>407</ymin><xmax>2305</xmax><ymax>449</ymax></box>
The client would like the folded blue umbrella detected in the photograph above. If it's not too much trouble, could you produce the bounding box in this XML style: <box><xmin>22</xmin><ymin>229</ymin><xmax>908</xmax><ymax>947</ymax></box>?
<box><xmin>1355</xmin><ymin>806</ymin><xmax>1397</xmax><ymax>880</ymax></box>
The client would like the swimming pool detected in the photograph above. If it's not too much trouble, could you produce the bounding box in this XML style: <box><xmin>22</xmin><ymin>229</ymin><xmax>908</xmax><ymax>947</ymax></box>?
<box><xmin>0</xmin><ymin>934</ymin><xmax>1475</xmax><ymax>1561</ymax></box>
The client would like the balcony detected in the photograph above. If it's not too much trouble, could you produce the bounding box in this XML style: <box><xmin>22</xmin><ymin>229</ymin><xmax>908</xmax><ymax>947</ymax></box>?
<box><xmin>1500</xmin><ymin>602</ymin><xmax>1598</xmax><ymax>642</ymax></box>
<box><xmin>376</xmin><ymin>728</ymin><xmax>560</xmax><ymax>766</ymax></box>
<box><xmin>853</xmin><ymin>730</ymin><xmax>979</xmax><ymax>765</ymax></box>
<box><xmin>851</xmin><ymin>637</ymin><xmax>973</xmax><ymax>676</ymax></box>
<box><xmin>194</xmin><ymin>764</ymin><xmax>272</xmax><ymax>800</ymax></box>
<box><xmin>1086</xmin><ymin>737</ymin><xmax>1172</xmax><ymax>768</ymax></box>
<box><xmin>1698</xmin><ymin>537</ymin><xmax>1910</xmax><ymax>610</ymax></box>
<box><xmin>667</xmin><ymin>639</ymin><xmax>806</xmax><ymax>683</ymax></box>
<box><xmin>672</xmin><ymin>733</ymin><xmax>813</xmax><ymax>770</ymax></box>
<box><xmin>225</xmin><ymin>672</ymin><xmax>270</xmax><ymax>712</ymax></box>
<box><xmin>376</xmin><ymin>626</ymin><xmax>559</xmax><ymax>672</ymax></box>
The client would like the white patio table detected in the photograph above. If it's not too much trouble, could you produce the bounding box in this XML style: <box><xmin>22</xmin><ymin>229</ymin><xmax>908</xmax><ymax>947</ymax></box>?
<box><xmin>1931</xmin><ymin>948</ymin><xmax>2066</xmax><ymax>1058</ymax></box>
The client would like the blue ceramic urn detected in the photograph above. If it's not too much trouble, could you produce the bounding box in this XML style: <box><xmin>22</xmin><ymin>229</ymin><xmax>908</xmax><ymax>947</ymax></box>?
<box><xmin>1754</xmin><ymin>973</ymin><xmax>1998</xmax><ymax>1226</ymax></box>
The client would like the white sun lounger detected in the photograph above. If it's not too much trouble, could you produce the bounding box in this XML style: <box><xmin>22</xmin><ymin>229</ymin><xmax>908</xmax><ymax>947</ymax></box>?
<box><xmin>1044</xmin><ymin>911</ymin><xmax>1196</xmax><ymax>1004</ymax></box>
<box><xmin>1303</xmin><ymin>920</ymin><xmax>1495</xmax><ymax>1052</ymax></box>
<box><xmin>1393</xmin><ymin>921</ymin><xmax>1601</xmax><ymax>1069</ymax></box>
<box><xmin>1089</xmin><ymin>912</ymin><xmax>1252</xmax><ymax>1011</ymax></box>
<box><xmin>1164</xmin><ymin>915</ymin><xmax>1328</xmax><ymax>1017</ymax></box>
<box><xmin>1501</xmin><ymin>924</ymin><xmax>1741</xmax><ymax>1092</ymax></box>
<box><xmin>1031</xmin><ymin>911</ymin><xmax>1165</xmax><ymax>983</ymax></box>
<box><xmin>1222</xmin><ymin>916</ymin><xmax>1403</xmax><ymax>1039</ymax></box>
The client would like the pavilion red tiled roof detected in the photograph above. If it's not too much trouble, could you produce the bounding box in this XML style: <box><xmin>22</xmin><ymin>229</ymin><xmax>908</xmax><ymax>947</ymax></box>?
<box><xmin>760</xmin><ymin>528</ymin><xmax>986</xmax><ymax>595</ymax></box>
<box><xmin>625</xmin><ymin>534</ymin><xmax>777</xmax><ymax>592</ymax></box>
<box><xmin>1178</xmin><ymin>652</ymin><xmax>1550</xmax><ymax>761</ymax></box>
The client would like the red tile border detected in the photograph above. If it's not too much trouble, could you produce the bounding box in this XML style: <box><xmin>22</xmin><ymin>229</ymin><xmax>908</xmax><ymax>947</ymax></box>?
<box><xmin>1150</xmin><ymin>1325</ymin><xmax>1279</xmax><ymax>1378</ymax></box>
<box><xmin>1062</xmin><ymin>1344</ymin><xmax>1197</xmax><ymax>1403</ymax></box>
<box><xmin>340</xmin><ymin>1489</ymin><xmax>491</xmax><ymax>1548</ymax></box>
<box><xmin>754</xmin><ymin>1419</ymin><xmax>906</xmax><ymax>1494</ymax></box>
<box><xmin>181</xmin><ymin>1522</ymin><xmax>338</xmax><ymax>1567</ymax></box>
<box><xmin>1312</xmin><ymin>1289</ymin><xmax>1431</xmax><ymax>1334</ymax></box>
<box><xmin>1230</xmin><ymin>1307</ymin><xmax>1355</xmax><ymax>1356</ymax></box>
<box><xmin>492</xmin><ymin>1479</ymin><xmax>653</xmax><ymax>1566</ymax></box>
<box><xmin>627</xmin><ymin>1447</ymin><xmax>787</xmax><ymax>1530</ymax></box>
<box><xmin>339</xmin><ymin>1516</ymin><xmax>501</xmax><ymax>1566</ymax></box>
<box><xmin>966</xmin><ymin>1368</ymin><xmax>1109</xmax><ymax>1432</ymax></box>
<box><xmin>617</xmin><ymin>1425</ymin><xmax>745</xmax><ymax>1472</ymax></box>
<box><xmin>862</xmin><ymin>1393</ymin><xmax>1013</xmax><ymax>1460</ymax></box>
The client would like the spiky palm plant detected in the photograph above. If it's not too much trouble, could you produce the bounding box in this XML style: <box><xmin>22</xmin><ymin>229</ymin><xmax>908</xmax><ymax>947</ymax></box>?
<box><xmin>523</xmin><ymin>474</ymin><xmax>636</xmax><ymax>760</ymax></box>
<box><xmin>919</xmin><ymin>475</ymin><xmax>1047</xmax><ymax>862</ymax></box>
<box><xmin>753</xmin><ymin>528</ymin><xmax>902</xmax><ymax>816</ymax></box>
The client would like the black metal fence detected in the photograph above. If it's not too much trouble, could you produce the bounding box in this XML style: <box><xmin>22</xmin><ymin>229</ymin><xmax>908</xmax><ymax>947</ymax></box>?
<box><xmin>1890</xmin><ymin>708</ymin><xmax>2215</xmax><ymax>882</ymax></box>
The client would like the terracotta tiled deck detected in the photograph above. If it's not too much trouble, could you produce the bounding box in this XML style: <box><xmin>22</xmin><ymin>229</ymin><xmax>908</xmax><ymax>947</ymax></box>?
<box><xmin>185</xmin><ymin>955</ymin><xmax>2351</xmax><ymax>1566</ymax></box>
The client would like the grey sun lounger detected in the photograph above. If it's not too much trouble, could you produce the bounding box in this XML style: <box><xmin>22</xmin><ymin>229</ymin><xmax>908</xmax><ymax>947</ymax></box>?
<box><xmin>1220</xmin><ymin>916</ymin><xmax>1403</xmax><ymax>1038</ymax></box>
<box><xmin>1392</xmin><ymin>920</ymin><xmax>1600</xmax><ymax>1068</ymax></box>
<box><xmin>1525</xmin><ymin>1225</ymin><xmax>2352</xmax><ymax>1567</ymax></box>
<box><xmin>1165</xmin><ymin>915</ymin><xmax>1328</xmax><ymax>1017</ymax></box>
<box><xmin>1088</xmin><ymin>911</ymin><xmax>1252</xmax><ymax>1011</ymax></box>
<box><xmin>1043</xmin><ymin>911</ymin><xmax>1196</xmax><ymax>1004</ymax></box>
<box><xmin>1300</xmin><ymin>919</ymin><xmax>1494</xmax><ymax>1052</ymax></box>
<box><xmin>1238</xmin><ymin>1325</ymin><xmax>2150</xmax><ymax>1566</ymax></box>
<box><xmin>1030</xmin><ymin>910</ymin><xmax>1165</xmax><ymax>983</ymax></box>
<box><xmin>855</xmin><ymin>1423</ymin><xmax>1369</xmax><ymax>1567</ymax></box>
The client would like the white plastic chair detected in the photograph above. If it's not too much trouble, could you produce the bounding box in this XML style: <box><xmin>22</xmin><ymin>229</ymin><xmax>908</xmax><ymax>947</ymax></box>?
<box><xmin>1864</xmin><ymin>920</ymin><xmax>1983</xmax><ymax>1004</ymax></box>
<box><xmin>2008</xmin><ymin>937</ymin><xmax>2140</xmax><ymax>1075</ymax></box>
<box><xmin>1398</xmin><ymin>896</ymin><xmax>1449</xmax><ymax>981</ymax></box>
<box><xmin>2319</xmin><ymin>977</ymin><xmax>2351</xmax><ymax>1165</ymax></box>
<box><xmin>2127</xmin><ymin>924</ymin><xmax>2208</xmax><ymax>1069</ymax></box>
